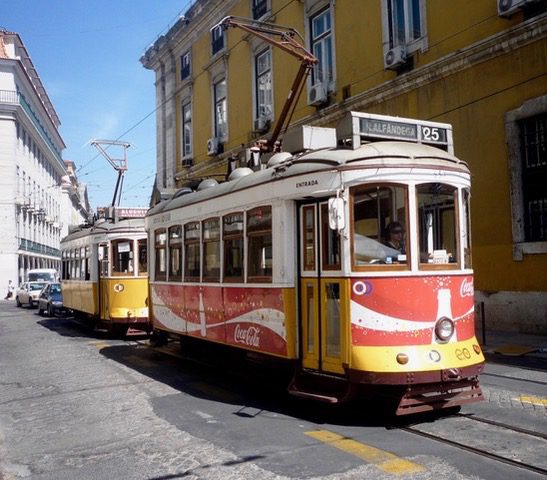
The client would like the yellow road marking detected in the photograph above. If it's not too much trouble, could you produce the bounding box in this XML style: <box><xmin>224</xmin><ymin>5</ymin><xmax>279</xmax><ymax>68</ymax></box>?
<box><xmin>88</xmin><ymin>341</ymin><xmax>111</xmax><ymax>349</ymax></box>
<box><xmin>493</xmin><ymin>344</ymin><xmax>537</xmax><ymax>356</ymax></box>
<box><xmin>515</xmin><ymin>395</ymin><xmax>547</xmax><ymax>406</ymax></box>
<box><xmin>305</xmin><ymin>430</ymin><xmax>425</xmax><ymax>475</ymax></box>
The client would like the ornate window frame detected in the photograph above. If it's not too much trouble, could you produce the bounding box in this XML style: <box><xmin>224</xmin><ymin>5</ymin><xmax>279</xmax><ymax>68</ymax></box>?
<box><xmin>506</xmin><ymin>94</ymin><xmax>547</xmax><ymax>260</ymax></box>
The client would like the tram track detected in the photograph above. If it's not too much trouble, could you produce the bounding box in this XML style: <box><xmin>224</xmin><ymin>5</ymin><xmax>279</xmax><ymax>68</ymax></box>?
<box><xmin>455</xmin><ymin>412</ymin><xmax>547</xmax><ymax>441</ymax></box>
<box><xmin>481</xmin><ymin>371</ymin><xmax>547</xmax><ymax>387</ymax></box>
<box><xmin>104</xmin><ymin>335</ymin><xmax>547</xmax><ymax>477</ymax></box>
<box><xmin>399</xmin><ymin>414</ymin><xmax>547</xmax><ymax>477</ymax></box>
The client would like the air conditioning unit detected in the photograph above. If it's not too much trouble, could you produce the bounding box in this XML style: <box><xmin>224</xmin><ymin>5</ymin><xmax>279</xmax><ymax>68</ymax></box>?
<box><xmin>254</xmin><ymin>116</ymin><xmax>270</xmax><ymax>133</ymax></box>
<box><xmin>497</xmin><ymin>0</ymin><xmax>540</xmax><ymax>17</ymax></box>
<box><xmin>384</xmin><ymin>45</ymin><xmax>407</xmax><ymax>70</ymax></box>
<box><xmin>207</xmin><ymin>137</ymin><xmax>219</xmax><ymax>156</ymax></box>
<box><xmin>307</xmin><ymin>82</ymin><xmax>328</xmax><ymax>106</ymax></box>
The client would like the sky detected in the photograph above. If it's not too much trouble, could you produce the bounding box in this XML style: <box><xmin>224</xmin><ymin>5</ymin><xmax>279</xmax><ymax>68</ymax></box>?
<box><xmin>2</xmin><ymin>0</ymin><xmax>193</xmax><ymax>210</ymax></box>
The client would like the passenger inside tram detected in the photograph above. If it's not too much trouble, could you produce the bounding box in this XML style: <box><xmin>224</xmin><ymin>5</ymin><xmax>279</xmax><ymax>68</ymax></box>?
<box><xmin>352</xmin><ymin>185</ymin><xmax>408</xmax><ymax>265</ymax></box>
<box><xmin>383</xmin><ymin>222</ymin><xmax>405</xmax><ymax>253</ymax></box>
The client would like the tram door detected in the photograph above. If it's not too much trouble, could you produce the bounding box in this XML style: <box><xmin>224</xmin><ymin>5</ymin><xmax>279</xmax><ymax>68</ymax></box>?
<box><xmin>98</xmin><ymin>242</ymin><xmax>110</xmax><ymax>318</ymax></box>
<box><xmin>299</xmin><ymin>202</ymin><xmax>346</xmax><ymax>375</ymax></box>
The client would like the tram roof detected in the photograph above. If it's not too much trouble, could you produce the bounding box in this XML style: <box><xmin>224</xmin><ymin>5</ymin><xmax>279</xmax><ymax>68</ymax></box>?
<box><xmin>149</xmin><ymin>141</ymin><xmax>469</xmax><ymax>216</ymax></box>
<box><xmin>61</xmin><ymin>217</ymin><xmax>146</xmax><ymax>243</ymax></box>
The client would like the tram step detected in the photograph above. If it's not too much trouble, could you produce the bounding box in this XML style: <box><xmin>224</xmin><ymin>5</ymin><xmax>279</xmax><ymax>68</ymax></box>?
<box><xmin>287</xmin><ymin>386</ymin><xmax>340</xmax><ymax>403</ymax></box>
<box><xmin>288</xmin><ymin>371</ymin><xmax>352</xmax><ymax>404</ymax></box>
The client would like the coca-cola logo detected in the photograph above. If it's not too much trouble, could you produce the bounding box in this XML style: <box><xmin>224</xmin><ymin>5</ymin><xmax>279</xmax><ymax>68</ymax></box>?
<box><xmin>460</xmin><ymin>278</ymin><xmax>474</xmax><ymax>298</ymax></box>
<box><xmin>234</xmin><ymin>324</ymin><xmax>261</xmax><ymax>348</ymax></box>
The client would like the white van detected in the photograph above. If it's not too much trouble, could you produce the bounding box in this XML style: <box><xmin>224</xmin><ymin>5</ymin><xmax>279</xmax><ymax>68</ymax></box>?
<box><xmin>27</xmin><ymin>269</ymin><xmax>58</xmax><ymax>283</ymax></box>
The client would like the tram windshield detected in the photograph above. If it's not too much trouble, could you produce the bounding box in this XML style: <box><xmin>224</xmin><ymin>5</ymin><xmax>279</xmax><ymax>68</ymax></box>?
<box><xmin>112</xmin><ymin>239</ymin><xmax>134</xmax><ymax>276</ymax></box>
<box><xmin>352</xmin><ymin>185</ymin><xmax>408</xmax><ymax>266</ymax></box>
<box><xmin>417</xmin><ymin>183</ymin><xmax>457</xmax><ymax>265</ymax></box>
<box><xmin>351</xmin><ymin>182</ymin><xmax>466</xmax><ymax>269</ymax></box>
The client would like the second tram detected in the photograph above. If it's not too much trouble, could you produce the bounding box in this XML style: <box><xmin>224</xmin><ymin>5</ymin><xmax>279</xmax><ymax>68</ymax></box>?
<box><xmin>61</xmin><ymin>208</ymin><xmax>150</xmax><ymax>335</ymax></box>
<box><xmin>146</xmin><ymin>112</ymin><xmax>485</xmax><ymax>415</ymax></box>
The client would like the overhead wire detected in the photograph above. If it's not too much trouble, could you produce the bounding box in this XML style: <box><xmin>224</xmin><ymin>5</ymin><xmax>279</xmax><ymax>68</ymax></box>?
<box><xmin>78</xmin><ymin>1</ymin><xmax>518</xmax><ymax>199</ymax></box>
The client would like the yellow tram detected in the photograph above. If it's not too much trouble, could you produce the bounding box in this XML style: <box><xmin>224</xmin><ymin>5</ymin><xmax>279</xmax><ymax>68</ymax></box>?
<box><xmin>60</xmin><ymin>208</ymin><xmax>149</xmax><ymax>335</ymax></box>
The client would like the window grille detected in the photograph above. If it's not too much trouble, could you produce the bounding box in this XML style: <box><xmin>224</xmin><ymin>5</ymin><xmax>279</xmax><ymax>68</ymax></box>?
<box><xmin>520</xmin><ymin>114</ymin><xmax>547</xmax><ymax>241</ymax></box>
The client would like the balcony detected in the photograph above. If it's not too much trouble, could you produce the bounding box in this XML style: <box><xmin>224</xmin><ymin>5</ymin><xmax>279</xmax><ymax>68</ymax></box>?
<box><xmin>0</xmin><ymin>89</ymin><xmax>18</xmax><ymax>104</ymax></box>
<box><xmin>0</xmin><ymin>89</ymin><xmax>63</xmax><ymax>164</ymax></box>
<box><xmin>19</xmin><ymin>238</ymin><xmax>61</xmax><ymax>258</ymax></box>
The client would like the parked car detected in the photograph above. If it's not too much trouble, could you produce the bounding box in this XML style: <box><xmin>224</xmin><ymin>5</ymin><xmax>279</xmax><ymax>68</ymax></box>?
<box><xmin>15</xmin><ymin>282</ymin><xmax>47</xmax><ymax>308</ymax></box>
<box><xmin>37</xmin><ymin>282</ymin><xmax>65</xmax><ymax>317</ymax></box>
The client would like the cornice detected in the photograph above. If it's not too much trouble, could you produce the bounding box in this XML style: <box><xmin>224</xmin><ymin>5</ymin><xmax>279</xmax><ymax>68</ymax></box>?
<box><xmin>141</xmin><ymin>0</ymin><xmax>239</xmax><ymax>70</ymax></box>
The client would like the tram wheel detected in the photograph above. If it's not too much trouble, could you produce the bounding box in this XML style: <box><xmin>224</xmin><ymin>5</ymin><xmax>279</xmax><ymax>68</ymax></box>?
<box><xmin>108</xmin><ymin>324</ymin><xmax>128</xmax><ymax>338</ymax></box>
<box><xmin>150</xmin><ymin>330</ymin><xmax>169</xmax><ymax>347</ymax></box>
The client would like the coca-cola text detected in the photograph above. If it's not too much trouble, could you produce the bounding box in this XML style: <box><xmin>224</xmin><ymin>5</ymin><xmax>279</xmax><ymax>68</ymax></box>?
<box><xmin>234</xmin><ymin>324</ymin><xmax>261</xmax><ymax>348</ymax></box>
<box><xmin>460</xmin><ymin>278</ymin><xmax>474</xmax><ymax>298</ymax></box>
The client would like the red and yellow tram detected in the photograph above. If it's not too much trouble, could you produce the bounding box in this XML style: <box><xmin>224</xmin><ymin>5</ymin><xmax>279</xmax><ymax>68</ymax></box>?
<box><xmin>146</xmin><ymin>111</ymin><xmax>485</xmax><ymax>415</ymax></box>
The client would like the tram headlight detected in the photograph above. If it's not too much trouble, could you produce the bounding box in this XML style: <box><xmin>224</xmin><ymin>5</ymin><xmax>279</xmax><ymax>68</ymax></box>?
<box><xmin>435</xmin><ymin>317</ymin><xmax>454</xmax><ymax>342</ymax></box>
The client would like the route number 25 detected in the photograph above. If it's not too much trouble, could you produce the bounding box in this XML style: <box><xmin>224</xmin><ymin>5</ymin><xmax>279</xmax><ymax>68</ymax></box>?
<box><xmin>421</xmin><ymin>126</ymin><xmax>441</xmax><ymax>142</ymax></box>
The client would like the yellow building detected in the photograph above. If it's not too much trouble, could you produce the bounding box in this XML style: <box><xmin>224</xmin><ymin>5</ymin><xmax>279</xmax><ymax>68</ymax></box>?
<box><xmin>141</xmin><ymin>0</ymin><xmax>547</xmax><ymax>334</ymax></box>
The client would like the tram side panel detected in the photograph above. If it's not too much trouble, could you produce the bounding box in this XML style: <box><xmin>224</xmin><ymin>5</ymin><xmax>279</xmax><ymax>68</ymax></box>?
<box><xmin>149</xmin><ymin>200</ymin><xmax>298</xmax><ymax>359</ymax></box>
<box><xmin>151</xmin><ymin>283</ymin><xmax>297</xmax><ymax>358</ymax></box>
<box><xmin>62</xmin><ymin>280</ymin><xmax>98</xmax><ymax>316</ymax></box>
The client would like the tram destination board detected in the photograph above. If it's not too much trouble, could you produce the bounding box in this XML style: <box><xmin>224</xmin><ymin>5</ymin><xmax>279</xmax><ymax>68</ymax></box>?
<box><xmin>358</xmin><ymin>117</ymin><xmax>449</xmax><ymax>149</ymax></box>
<box><xmin>336</xmin><ymin>111</ymin><xmax>453</xmax><ymax>153</ymax></box>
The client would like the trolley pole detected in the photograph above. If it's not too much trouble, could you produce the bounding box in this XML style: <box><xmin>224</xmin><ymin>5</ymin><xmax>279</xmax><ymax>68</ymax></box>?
<box><xmin>90</xmin><ymin>140</ymin><xmax>131</xmax><ymax>207</ymax></box>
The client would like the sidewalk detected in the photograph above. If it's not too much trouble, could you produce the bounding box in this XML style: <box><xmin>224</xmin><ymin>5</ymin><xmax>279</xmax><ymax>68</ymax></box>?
<box><xmin>478</xmin><ymin>329</ymin><xmax>547</xmax><ymax>357</ymax></box>
<box><xmin>477</xmin><ymin>328</ymin><xmax>547</xmax><ymax>372</ymax></box>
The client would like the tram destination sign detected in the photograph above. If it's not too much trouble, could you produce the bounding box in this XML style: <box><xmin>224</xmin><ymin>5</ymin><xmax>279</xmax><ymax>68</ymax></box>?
<box><xmin>358</xmin><ymin>117</ymin><xmax>449</xmax><ymax>147</ymax></box>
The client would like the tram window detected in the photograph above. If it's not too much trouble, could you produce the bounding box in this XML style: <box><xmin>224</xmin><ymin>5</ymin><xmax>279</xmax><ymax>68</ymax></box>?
<box><xmin>138</xmin><ymin>239</ymin><xmax>148</xmax><ymax>276</ymax></box>
<box><xmin>85</xmin><ymin>246</ymin><xmax>90</xmax><ymax>280</ymax></box>
<box><xmin>99</xmin><ymin>244</ymin><xmax>109</xmax><ymax>277</ymax></box>
<box><xmin>302</xmin><ymin>206</ymin><xmax>316</xmax><ymax>271</ymax></box>
<box><xmin>203</xmin><ymin>218</ymin><xmax>220</xmax><ymax>282</ymax></box>
<box><xmin>321</xmin><ymin>203</ymin><xmax>341</xmax><ymax>270</ymax></box>
<box><xmin>417</xmin><ymin>183</ymin><xmax>458</xmax><ymax>266</ymax></box>
<box><xmin>112</xmin><ymin>239</ymin><xmax>134</xmax><ymax>276</ymax></box>
<box><xmin>80</xmin><ymin>247</ymin><xmax>86</xmax><ymax>280</ymax></box>
<box><xmin>462</xmin><ymin>188</ymin><xmax>472</xmax><ymax>269</ymax></box>
<box><xmin>223</xmin><ymin>213</ymin><xmax>244</xmax><ymax>282</ymax></box>
<box><xmin>154</xmin><ymin>230</ymin><xmax>167</xmax><ymax>281</ymax></box>
<box><xmin>62</xmin><ymin>251</ymin><xmax>69</xmax><ymax>280</ymax></box>
<box><xmin>168</xmin><ymin>226</ymin><xmax>183</xmax><ymax>281</ymax></box>
<box><xmin>184</xmin><ymin>222</ymin><xmax>201</xmax><ymax>281</ymax></box>
<box><xmin>74</xmin><ymin>248</ymin><xmax>81</xmax><ymax>279</ymax></box>
<box><xmin>351</xmin><ymin>185</ymin><xmax>408</xmax><ymax>267</ymax></box>
<box><xmin>247</xmin><ymin>206</ymin><xmax>272</xmax><ymax>281</ymax></box>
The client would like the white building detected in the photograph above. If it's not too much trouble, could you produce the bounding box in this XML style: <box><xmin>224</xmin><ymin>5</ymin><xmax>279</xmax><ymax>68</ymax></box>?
<box><xmin>0</xmin><ymin>29</ymin><xmax>89</xmax><ymax>289</ymax></box>
<box><xmin>62</xmin><ymin>160</ymin><xmax>91</xmax><ymax>233</ymax></box>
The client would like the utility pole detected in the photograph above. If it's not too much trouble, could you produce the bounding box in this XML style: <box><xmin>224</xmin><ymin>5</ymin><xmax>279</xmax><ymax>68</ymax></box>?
<box><xmin>90</xmin><ymin>140</ymin><xmax>131</xmax><ymax>207</ymax></box>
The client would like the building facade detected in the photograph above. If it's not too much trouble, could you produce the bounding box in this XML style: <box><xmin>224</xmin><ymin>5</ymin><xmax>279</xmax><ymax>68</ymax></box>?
<box><xmin>141</xmin><ymin>0</ymin><xmax>547</xmax><ymax>333</ymax></box>
<box><xmin>0</xmin><ymin>30</ymin><xmax>89</xmax><ymax>289</ymax></box>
